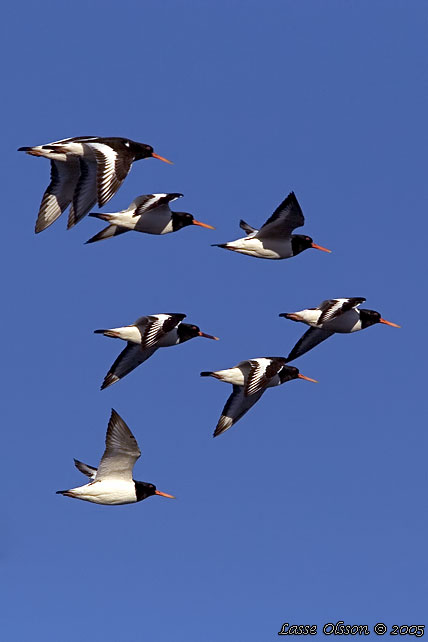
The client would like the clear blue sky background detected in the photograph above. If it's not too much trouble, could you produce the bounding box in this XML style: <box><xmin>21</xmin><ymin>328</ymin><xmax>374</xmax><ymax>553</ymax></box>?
<box><xmin>2</xmin><ymin>1</ymin><xmax>426</xmax><ymax>640</ymax></box>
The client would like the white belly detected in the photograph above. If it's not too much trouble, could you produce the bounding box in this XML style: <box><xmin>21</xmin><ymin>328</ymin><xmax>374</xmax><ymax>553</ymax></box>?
<box><xmin>212</xmin><ymin>366</ymin><xmax>247</xmax><ymax>386</ymax></box>
<box><xmin>67</xmin><ymin>480</ymin><xmax>137</xmax><ymax>505</ymax></box>
<box><xmin>108</xmin><ymin>325</ymin><xmax>142</xmax><ymax>343</ymax></box>
<box><xmin>225</xmin><ymin>236</ymin><xmax>292</xmax><ymax>259</ymax></box>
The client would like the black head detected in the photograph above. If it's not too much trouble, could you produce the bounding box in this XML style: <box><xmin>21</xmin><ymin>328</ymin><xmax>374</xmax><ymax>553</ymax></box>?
<box><xmin>177</xmin><ymin>323</ymin><xmax>201</xmax><ymax>343</ymax></box>
<box><xmin>127</xmin><ymin>140</ymin><xmax>155</xmax><ymax>160</ymax></box>
<box><xmin>117</xmin><ymin>138</ymin><xmax>172</xmax><ymax>164</ymax></box>
<box><xmin>291</xmin><ymin>234</ymin><xmax>314</xmax><ymax>256</ymax></box>
<box><xmin>134</xmin><ymin>480</ymin><xmax>175</xmax><ymax>502</ymax></box>
<box><xmin>171</xmin><ymin>211</ymin><xmax>195</xmax><ymax>232</ymax></box>
<box><xmin>278</xmin><ymin>365</ymin><xmax>300</xmax><ymax>383</ymax></box>
<box><xmin>291</xmin><ymin>234</ymin><xmax>331</xmax><ymax>256</ymax></box>
<box><xmin>134</xmin><ymin>481</ymin><xmax>157</xmax><ymax>502</ymax></box>
<box><xmin>279</xmin><ymin>365</ymin><xmax>318</xmax><ymax>384</ymax></box>
<box><xmin>177</xmin><ymin>323</ymin><xmax>219</xmax><ymax>343</ymax></box>
<box><xmin>359</xmin><ymin>309</ymin><xmax>381</xmax><ymax>329</ymax></box>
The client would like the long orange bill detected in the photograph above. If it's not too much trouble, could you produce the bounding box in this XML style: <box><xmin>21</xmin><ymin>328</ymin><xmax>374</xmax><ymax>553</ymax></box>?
<box><xmin>155</xmin><ymin>490</ymin><xmax>176</xmax><ymax>499</ymax></box>
<box><xmin>379</xmin><ymin>318</ymin><xmax>401</xmax><ymax>328</ymax></box>
<box><xmin>198</xmin><ymin>331</ymin><xmax>219</xmax><ymax>340</ymax></box>
<box><xmin>151</xmin><ymin>152</ymin><xmax>173</xmax><ymax>164</ymax></box>
<box><xmin>192</xmin><ymin>219</ymin><xmax>215</xmax><ymax>230</ymax></box>
<box><xmin>311</xmin><ymin>242</ymin><xmax>331</xmax><ymax>253</ymax></box>
<box><xmin>298</xmin><ymin>373</ymin><xmax>318</xmax><ymax>383</ymax></box>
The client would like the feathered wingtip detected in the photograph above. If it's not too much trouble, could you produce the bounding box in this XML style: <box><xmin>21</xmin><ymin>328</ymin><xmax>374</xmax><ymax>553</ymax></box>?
<box><xmin>200</xmin><ymin>371</ymin><xmax>214</xmax><ymax>377</ymax></box>
<box><xmin>85</xmin><ymin>223</ymin><xmax>129</xmax><ymax>244</ymax></box>
<box><xmin>101</xmin><ymin>372</ymin><xmax>119</xmax><ymax>390</ymax></box>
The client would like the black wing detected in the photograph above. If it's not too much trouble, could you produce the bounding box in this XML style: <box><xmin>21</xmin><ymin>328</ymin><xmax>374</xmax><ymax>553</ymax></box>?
<box><xmin>100</xmin><ymin>343</ymin><xmax>158</xmax><ymax>389</ymax></box>
<box><xmin>239</xmin><ymin>219</ymin><xmax>257</xmax><ymax>235</ymax></box>
<box><xmin>317</xmin><ymin>297</ymin><xmax>366</xmax><ymax>324</ymax></box>
<box><xmin>135</xmin><ymin>313</ymin><xmax>186</xmax><ymax>349</ymax></box>
<box><xmin>36</xmin><ymin>158</ymin><xmax>80</xmax><ymax>232</ymax></box>
<box><xmin>286</xmin><ymin>327</ymin><xmax>334</xmax><ymax>362</ymax></box>
<box><xmin>213</xmin><ymin>386</ymin><xmax>265</xmax><ymax>437</ymax></box>
<box><xmin>256</xmin><ymin>192</ymin><xmax>304</xmax><ymax>239</ymax></box>
<box><xmin>133</xmin><ymin>193</ymin><xmax>183</xmax><ymax>217</ymax></box>
<box><xmin>74</xmin><ymin>459</ymin><xmax>97</xmax><ymax>479</ymax></box>
<box><xmin>67</xmin><ymin>157</ymin><xmax>98</xmax><ymax>228</ymax></box>
<box><xmin>245</xmin><ymin>357</ymin><xmax>287</xmax><ymax>396</ymax></box>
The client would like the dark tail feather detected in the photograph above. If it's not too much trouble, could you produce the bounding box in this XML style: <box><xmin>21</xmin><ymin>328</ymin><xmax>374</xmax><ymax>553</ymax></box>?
<box><xmin>88</xmin><ymin>212</ymin><xmax>111</xmax><ymax>221</ymax></box>
<box><xmin>94</xmin><ymin>329</ymin><xmax>120</xmax><ymax>339</ymax></box>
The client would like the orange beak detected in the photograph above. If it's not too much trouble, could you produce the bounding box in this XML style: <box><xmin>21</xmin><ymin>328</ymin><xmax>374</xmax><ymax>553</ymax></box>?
<box><xmin>151</xmin><ymin>152</ymin><xmax>173</xmax><ymax>165</ymax></box>
<box><xmin>298</xmin><ymin>373</ymin><xmax>318</xmax><ymax>383</ymax></box>
<box><xmin>198</xmin><ymin>331</ymin><xmax>219</xmax><ymax>340</ymax></box>
<box><xmin>379</xmin><ymin>318</ymin><xmax>401</xmax><ymax>328</ymax></box>
<box><xmin>155</xmin><ymin>490</ymin><xmax>175</xmax><ymax>499</ymax></box>
<box><xmin>311</xmin><ymin>242</ymin><xmax>331</xmax><ymax>253</ymax></box>
<box><xmin>192</xmin><ymin>219</ymin><xmax>215</xmax><ymax>230</ymax></box>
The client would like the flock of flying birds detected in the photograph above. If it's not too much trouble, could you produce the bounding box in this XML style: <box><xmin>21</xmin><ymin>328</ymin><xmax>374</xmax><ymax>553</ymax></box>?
<box><xmin>20</xmin><ymin>135</ymin><xmax>400</xmax><ymax>506</ymax></box>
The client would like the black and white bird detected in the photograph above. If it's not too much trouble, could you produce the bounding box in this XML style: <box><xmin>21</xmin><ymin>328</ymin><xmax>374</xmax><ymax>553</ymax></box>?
<box><xmin>18</xmin><ymin>136</ymin><xmax>172</xmax><ymax>233</ymax></box>
<box><xmin>280</xmin><ymin>297</ymin><xmax>400</xmax><ymax>362</ymax></box>
<box><xmin>56</xmin><ymin>409</ymin><xmax>175</xmax><ymax>505</ymax></box>
<box><xmin>95</xmin><ymin>313</ymin><xmax>219</xmax><ymax>389</ymax></box>
<box><xmin>200</xmin><ymin>357</ymin><xmax>317</xmax><ymax>436</ymax></box>
<box><xmin>212</xmin><ymin>192</ymin><xmax>330</xmax><ymax>260</ymax></box>
<box><xmin>85</xmin><ymin>193</ymin><xmax>214</xmax><ymax>244</ymax></box>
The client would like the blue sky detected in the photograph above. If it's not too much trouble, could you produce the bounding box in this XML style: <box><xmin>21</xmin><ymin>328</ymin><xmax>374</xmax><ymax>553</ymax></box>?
<box><xmin>2</xmin><ymin>1</ymin><xmax>426</xmax><ymax>640</ymax></box>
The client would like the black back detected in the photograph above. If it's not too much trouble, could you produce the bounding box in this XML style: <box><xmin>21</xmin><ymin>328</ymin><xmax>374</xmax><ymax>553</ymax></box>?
<box><xmin>134</xmin><ymin>481</ymin><xmax>157</xmax><ymax>502</ymax></box>
<box><xmin>291</xmin><ymin>234</ymin><xmax>313</xmax><ymax>256</ymax></box>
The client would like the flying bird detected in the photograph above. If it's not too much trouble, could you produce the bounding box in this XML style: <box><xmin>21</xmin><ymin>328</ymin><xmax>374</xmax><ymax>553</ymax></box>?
<box><xmin>212</xmin><ymin>192</ymin><xmax>330</xmax><ymax>260</ymax></box>
<box><xmin>56</xmin><ymin>408</ymin><xmax>175</xmax><ymax>505</ymax></box>
<box><xmin>85</xmin><ymin>193</ymin><xmax>214</xmax><ymax>244</ymax></box>
<box><xmin>280</xmin><ymin>297</ymin><xmax>400</xmax><ymax>362</ymax></box>
<box><xmin>95</xmin><ymin>312</ymin><xmax>219</xmax><ymax>389</ymax></box>
<box><xmin>18</xmin><ymin>136</ymin><xmax>172</xmax><ymax>233</ymax></box>
<box><xmin>200</xmin><ymin>357</ymin><xmax>317</xmax><ymax>436</ymax></box>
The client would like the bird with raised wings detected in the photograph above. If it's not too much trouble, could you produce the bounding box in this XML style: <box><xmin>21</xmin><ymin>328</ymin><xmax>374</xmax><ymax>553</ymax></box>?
<box><xmin>95</xmin><ymin>312</ymin><xmax>219</xmax><ymax>389</ymax></box>
<box><xmin>56</xmin><ymin>409</ymin><xmax>175</xmax><ymax>505</ymax></box>
<box><xmin>212</xmin><ymin>192</ymin><xmax>330</xmax><ymax>259</ymax></box>
<box><xmin>280</xmin><ymin>297</ymin><xmax>400</xmax><ymax>362</ymax></box>
<box><xmin>18</xmin><ymin>136</ymin><xmax>172</xmax><ymax>233</ymax></box>
<box><xmin>85</xmin><ymin>193</ymin><xmax>214</xmax><ymax>244</ymax></box>
<box><xmin>201</xmin><ymin>358</ymin><xmax>317</xmax><ymax>436</ymax></box>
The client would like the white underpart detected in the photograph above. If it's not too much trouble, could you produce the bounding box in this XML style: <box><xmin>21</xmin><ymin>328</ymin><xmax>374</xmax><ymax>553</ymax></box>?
<box><xmin>291</xmin><ymin>308</ymin><xmax>362</xmax><ymax>332</ymax></box>
<box><xmin>104</xmin><ymin>205</ymin><xmax>174</xmax><ymax>235</ymax></box>
<box><xmin>65</xmin><ymin>480</ymin><xmax>137</xmax><ymax>505</ymax></box>
<box><xmin>222</xmin><ymin>236</ymin><xmax>293</xmax><ymax>259</ymax></box>
<box><xmin>211</xmin><ymin>366</ymin><xmax>248</xmax><ymax>386</ymax></box>
<box><xmin>211</xmin><ymin>359</ymin><xmax>279</xmax><ymax>387</ymax></box>
<box><xmin>106</xmin><ymin>325</ymin><xmax>142</xmax><ymax>343</ymax></box>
